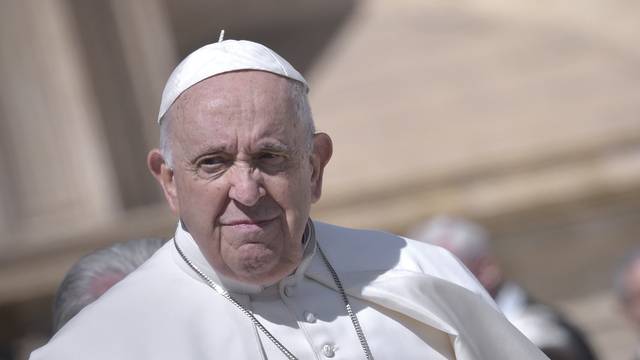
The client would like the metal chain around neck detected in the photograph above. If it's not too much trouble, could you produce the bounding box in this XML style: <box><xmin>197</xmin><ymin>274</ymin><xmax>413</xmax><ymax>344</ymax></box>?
<box><xmin>316</xmin><ymin>244</ymin><xmax>373</xmax><ymax>359</ymax></box>
<box><xmin>173</xmin><ymin>222</ymin><xmax>373</xmax><ymax>360</ymax></box>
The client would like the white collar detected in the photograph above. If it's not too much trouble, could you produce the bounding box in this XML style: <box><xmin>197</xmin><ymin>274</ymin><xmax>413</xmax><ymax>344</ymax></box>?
<box><xmin>173</xmin><ymin>221</ymin><xmax>317</xmax><ymax>295</ymax></box>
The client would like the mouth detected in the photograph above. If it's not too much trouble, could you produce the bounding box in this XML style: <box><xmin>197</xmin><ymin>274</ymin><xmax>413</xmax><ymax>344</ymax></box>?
<box><xmin>220</xmin><ymin>217</ymin><xmax>278</xmax><ymax>230</ymax></box>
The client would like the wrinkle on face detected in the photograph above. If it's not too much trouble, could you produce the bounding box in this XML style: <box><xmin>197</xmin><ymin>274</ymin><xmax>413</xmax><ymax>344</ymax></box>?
<box><xmin>165</xmin><ymin>71</ymin><xmax>315</xmax><ymax>285</ymax></box>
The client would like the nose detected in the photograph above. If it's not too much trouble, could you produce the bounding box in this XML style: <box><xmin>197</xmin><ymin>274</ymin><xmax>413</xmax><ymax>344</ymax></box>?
<box><xmin>227</xmin><ymin>163</ymin><xmax>265</xmax><ymax>206</ymax></box>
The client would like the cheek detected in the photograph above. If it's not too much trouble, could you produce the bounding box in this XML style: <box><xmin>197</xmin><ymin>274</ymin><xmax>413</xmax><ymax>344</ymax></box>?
<box><xmin>269</xmin><ymin>175</ymin><xmax>312</xmax><ymax>248</ymax></box>
<box><xmin>270</xmin><ymin>175</ymin><xmax>311</xmax><ymax>214</ymax></box>
<box><xmin>175</xmin><ymin>174</ymin><xmax>229</xmax><ymax>225</ymax></box>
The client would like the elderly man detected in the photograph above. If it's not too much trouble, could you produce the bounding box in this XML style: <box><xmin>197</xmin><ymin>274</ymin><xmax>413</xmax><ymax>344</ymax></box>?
<box><xmin>412</xmin><ymin>216</ymin><xmax>597</xmax><ymax>360</ymax></box>
<box><xmin>31</xmin><ymin>38</ymin><xmax>546</xmax><ymax>359</ymax></box>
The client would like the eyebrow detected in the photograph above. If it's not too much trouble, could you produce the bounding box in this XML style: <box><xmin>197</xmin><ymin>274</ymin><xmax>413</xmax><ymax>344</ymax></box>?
<box><xmin>254</xmin><ymin>141</ymin><xmax>290</xmax><ymax>154</ymax></box>
<box><xmin>186</xmin><ymin>140</ymin><xmax>292</xmax><ymax>163</ymax></box>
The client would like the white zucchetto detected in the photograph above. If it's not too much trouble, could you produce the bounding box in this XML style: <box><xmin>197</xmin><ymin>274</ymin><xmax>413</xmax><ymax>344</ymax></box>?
<box><xmin>157</xmin><ymin>39</ymin><xmax>308</xmax><ymax>122</ymax></box>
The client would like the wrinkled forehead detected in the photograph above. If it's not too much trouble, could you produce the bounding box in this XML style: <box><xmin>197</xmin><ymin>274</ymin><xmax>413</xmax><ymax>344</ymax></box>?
<box><xmin>170</xmin><ymin>71</ymin><xmax>300</xmax><ymax>121</ymax></box>
<box><xmin>168</xmin><ymin>71</ymin><xmax>306</xmax><ymax>146</ymax></box>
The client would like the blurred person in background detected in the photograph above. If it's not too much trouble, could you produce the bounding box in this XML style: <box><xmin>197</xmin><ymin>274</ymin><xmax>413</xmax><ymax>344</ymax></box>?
<box><xmin>411</xmin><ymin>216</ymin><xmax>598</xmax><ymax>360</ymax></box>
<box><xmin>52</xmin><ymin>238</ymin><xmax>166</xmax><ymax>332</ymax></box>
<box><xmin>615</xmin><ymin>248</ymin><xmax>640</xmax><ymax>360</ymax></box>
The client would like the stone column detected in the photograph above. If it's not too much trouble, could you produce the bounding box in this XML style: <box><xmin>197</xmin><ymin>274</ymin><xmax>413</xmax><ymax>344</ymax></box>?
<box><xmin>0</xmin><ymin>0</ymin><xmax>118</xmax><ymax>252</ymax></box>
<box><xmin>111</xmin><ymin>0</ymin><xmax>178</xmax><ymax>150</ymax></box>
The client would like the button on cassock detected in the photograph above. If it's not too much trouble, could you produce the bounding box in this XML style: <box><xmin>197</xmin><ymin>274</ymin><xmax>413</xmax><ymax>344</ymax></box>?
<box><xmin>322</xmin><ymin>344</ymin><xmax>336</xmax><ymax>358</ymax></box>
<box><xmin>304</xmin><ymin>311</ymin><xmax>317</xmax><ymax>323</ymax></box>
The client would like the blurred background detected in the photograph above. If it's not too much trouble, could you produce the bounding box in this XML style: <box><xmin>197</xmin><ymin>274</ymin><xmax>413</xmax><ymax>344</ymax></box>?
<box><xmin>1</xmin><ymin>0</ymin><xmax>640</xmax><ymax>358</ymax></box>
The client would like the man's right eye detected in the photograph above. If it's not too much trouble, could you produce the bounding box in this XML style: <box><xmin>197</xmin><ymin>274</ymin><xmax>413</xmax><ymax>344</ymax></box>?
<box><xmin>196</xmin><ymin>156</ymin><xmax>229</xmax><ymax>175</ymax></box>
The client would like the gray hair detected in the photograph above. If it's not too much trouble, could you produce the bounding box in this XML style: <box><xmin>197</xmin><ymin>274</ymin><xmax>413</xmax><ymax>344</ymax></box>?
<box><xmin>159</xmin><ymin>79</ymin><xmax>314</xmax><ymax>169</ymax></box>
<box><xmin>408</xmin><ymin>216</ymin><xmax>491</xmax><ymax>264</ymax></box>
<box><xmin>52</xmin><ymin>238</ymin><xmax>166</xmax><ymax>332</ymax></box>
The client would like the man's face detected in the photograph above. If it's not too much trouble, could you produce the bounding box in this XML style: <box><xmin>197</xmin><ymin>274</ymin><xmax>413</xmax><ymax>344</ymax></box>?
<box><xmin>151</xmin><ymin>71</ymin><xmax>331</xmax><ymax>285</ymax></box>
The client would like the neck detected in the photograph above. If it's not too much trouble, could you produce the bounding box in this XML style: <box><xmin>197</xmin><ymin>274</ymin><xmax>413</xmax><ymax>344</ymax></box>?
<box><xmin>173</xmin><ymin>220</ymin><xmax>317</xmax><ymax>294</ymax></box>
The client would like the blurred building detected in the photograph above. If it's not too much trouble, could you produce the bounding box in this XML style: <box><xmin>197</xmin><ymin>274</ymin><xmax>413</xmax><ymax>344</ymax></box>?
<box><xmin>0</xmin><ymin>0</ymin><xmax>355</xmax><ymax>358</ymax></box>
<box><xmin>1</xmin><ymin>0</ymin><xmax>640</xmax><ymax>359</ymax></box>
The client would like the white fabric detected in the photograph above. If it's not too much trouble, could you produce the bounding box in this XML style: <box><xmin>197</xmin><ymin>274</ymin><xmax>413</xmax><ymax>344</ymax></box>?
<box><xmin>175</xmin><ymin>223</ymin><xmax>454</xmax><ymax>358</ymax></box>
<box><xmin>31</xmin><ymin>221</ymin><xmax>547</xmax><ymax>360</ymax></box>
<box><xmin>158</xmin><ymin>39</ymin><xmax>307</xmax><ymax>122</ymax></box>
<box><xmin>495</xmin><ymin>281</ymin><xmax>530</xmax><ymax>320</ymax></box>
<box><xmin>495</xmin><ymin>282</ymin><xmax>573</xmax><ymax>350</ymax></box>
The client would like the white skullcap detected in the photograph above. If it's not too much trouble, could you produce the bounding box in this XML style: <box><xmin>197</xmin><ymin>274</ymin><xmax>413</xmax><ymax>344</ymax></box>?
<box><xmin>157</xmin><ymin>39</ymin><xmax>308</xmax><ymax>122</ymax></box>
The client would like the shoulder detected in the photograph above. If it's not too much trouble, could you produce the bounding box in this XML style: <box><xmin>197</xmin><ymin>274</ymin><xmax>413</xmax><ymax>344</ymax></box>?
<box><xmin>314</xmin><ymin>220</ymin><xmax>469</xmax><ymax>275</ymax></box>
<box><xmin>313</xmin><ymin>221</ymin><xmax>490</xmax><ymax>299</ymax></box>
<box><xmin>30</xmin><ymin>241</ymin><xmax>234</xmax><ymax>359</ymax></box>
<box><xmin>89</xmin><ymin>240</ymin><xmax>195</xmax><ymax>304</ymax></box>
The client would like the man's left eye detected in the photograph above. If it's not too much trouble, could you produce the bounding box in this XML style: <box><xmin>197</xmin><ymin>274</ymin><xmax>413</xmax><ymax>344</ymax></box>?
<box><xmin>199</xmin><ymin>157</ymin><xmax>226</xmax><ymax>166</ymax></box>
<box><xmin>257</xmin><ymin>153</ymin><xmax>286</xmax><ymax>166</ymax></box>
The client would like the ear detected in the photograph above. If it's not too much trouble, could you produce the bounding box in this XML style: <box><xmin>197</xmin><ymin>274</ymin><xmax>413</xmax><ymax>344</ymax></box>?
<box><xmin>309</xmin><ymin>133</ymin><xmax>333</xmax><ymax>203</ymax></box>
<box><xmin>148</xmin><ymin>149</ymin><xmax>179</xmax><ymax>214</ymax></box>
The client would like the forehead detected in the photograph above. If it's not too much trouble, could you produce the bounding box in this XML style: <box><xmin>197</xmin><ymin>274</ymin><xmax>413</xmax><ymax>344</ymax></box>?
<box><xmin>170</xmin><ymin>71</ymin><xmax>305</xmax><ymax>150</ymax></box>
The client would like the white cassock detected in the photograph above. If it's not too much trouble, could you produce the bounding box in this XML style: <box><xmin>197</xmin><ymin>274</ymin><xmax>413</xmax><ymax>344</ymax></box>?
<box><xmin>31</xmin><ymin>221</ymin><xmax>547</xmax><ymax>359</ymax></box>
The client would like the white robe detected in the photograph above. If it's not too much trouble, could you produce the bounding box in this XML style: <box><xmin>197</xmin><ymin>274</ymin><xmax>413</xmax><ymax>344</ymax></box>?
<box><xmin>31</xmin><ymin>221</ymin><xmax>547</xmax><ymax>359</ymax></box>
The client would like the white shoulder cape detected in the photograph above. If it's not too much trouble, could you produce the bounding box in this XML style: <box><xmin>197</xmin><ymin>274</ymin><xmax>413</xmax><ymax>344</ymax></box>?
<box><xmin>31</xmin><ymin>221</ymin><xmax>547</xmax><ymax>359</ymax></box>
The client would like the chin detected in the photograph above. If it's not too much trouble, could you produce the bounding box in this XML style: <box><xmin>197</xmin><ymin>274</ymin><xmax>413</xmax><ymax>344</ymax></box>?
<box><xmin>235</xmin><ymin>254</ymin><xmax>280</xmax><ymax>280</ymax></box>
<box><xmin>236</xmin><ymin>254</ymin><xmax>300</xmax><ymax>285</ymax></box>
